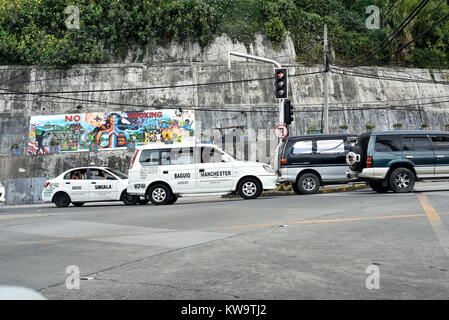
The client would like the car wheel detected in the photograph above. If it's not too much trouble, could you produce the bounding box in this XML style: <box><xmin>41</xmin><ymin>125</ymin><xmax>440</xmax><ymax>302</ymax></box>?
<box><xmin>388</xmin><ymin>168</ymin><xmax>415</xmax><ymax>193</ymax></box>
<box><xmin>368</xmin><ymin>181</ymin><xmax>389</xmax><ymax>193</ymax></box>
<box><xmin>148</xmin><ymin>184</ymin><xmax>172</xmax><ymax>205</ymax></box>
<box><xmin>238</xmin><ymin>177</ymin><xmax>262</xmax><ymax>199</ymax></box>
<box><xmin>54</xmin><ymin>193</ymin><xmax>71</xmax><ymax>207</ymax></box>
<box><xmin>122</xmin><ymin>192</ymin><xmax>139</xmax><ymax>205</ymax></box>
<box><xmin>296</xmin><ymin>173</ymin><xmax>320</xmax><ymax>195</ymax></box>
<box><xmin>167</xmin><ymin>194</ymin><xmax>179</xmax><ymax>205</ymax></box>
<box><xmin>72</xmin><ymin>202</ymin><xmax>85</xmax><ymax>207</ymax></box>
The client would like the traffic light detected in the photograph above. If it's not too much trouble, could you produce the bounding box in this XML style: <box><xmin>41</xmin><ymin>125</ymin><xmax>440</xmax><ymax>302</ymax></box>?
<box><xmin>283</xmin><ymin>99</ymin><xmax>294</xmax><ymax>125</ymax></box>
<box><xmin>275</xmin><ymin>68</ymin><xmax>288</xmax><ymax>99</ymax></box>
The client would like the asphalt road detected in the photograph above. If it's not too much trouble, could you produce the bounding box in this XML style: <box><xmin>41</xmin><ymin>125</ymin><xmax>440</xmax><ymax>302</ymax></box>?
<box><xmin>1</xmin><ymin>181</ymin><xmax>449</xmax><ymax>299</ymax></box>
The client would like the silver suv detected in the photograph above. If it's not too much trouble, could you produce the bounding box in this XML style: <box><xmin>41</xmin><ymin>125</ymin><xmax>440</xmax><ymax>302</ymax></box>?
<box><xmin>277</xmin><ymin>134</ymin><xmax>357</xmax><ymax>194</ymax></box>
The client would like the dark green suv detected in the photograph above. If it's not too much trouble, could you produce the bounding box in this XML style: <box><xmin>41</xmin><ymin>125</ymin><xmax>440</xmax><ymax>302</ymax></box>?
<box><xmin>346</xmin><ymin>131</ymin><xmax>449</xmax><ymax>193</ymax></box>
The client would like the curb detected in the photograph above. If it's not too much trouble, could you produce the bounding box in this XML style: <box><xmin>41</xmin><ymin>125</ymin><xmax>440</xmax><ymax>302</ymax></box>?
<box><xmin>263</xmin><ymin>183</ymin><xmax>368</xmax><ymax>197</ymax></box>
<box><xmin>223</xmin><ymin>183</ymin><xmax>367</xmax><ymax>198</ymax></box>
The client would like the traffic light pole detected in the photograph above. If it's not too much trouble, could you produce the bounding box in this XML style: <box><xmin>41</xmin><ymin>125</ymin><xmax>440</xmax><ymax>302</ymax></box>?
<box><xmin>228</xmin><ymin>51</ymin><xmax>285</xmax><ymax>124</ymax></box>
<box><xmin>228</xmin><ymin>51</ymin><xmax>287</xmax><ymax>175</ymax></box>
<box><xmin>322</xmin><ymin>24</ymin><xmax>330</xmax><ymax>134</ymax></box>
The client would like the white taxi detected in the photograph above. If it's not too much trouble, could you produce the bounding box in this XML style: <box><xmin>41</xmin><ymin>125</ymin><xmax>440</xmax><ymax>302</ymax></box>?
<box><xmin>42</xmin><ymin>167</ymin><xmax>144</xmax><ymax>207</ymax></box>
<box><xmin>0</xmin><ymin>182</ymin><xmax>5</xmax><ymax>203</ymax></box>
<box><xmin>127</xmin><ymin>144</ymin><xmax>277</xmax><ymax>205</ymax></box>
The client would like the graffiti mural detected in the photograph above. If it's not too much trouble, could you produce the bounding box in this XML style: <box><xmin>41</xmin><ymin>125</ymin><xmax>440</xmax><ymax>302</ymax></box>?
<box><xmin>27</xmin><ymin>109</ymin><xmax>195</xmax><ymax>154</ymax></box>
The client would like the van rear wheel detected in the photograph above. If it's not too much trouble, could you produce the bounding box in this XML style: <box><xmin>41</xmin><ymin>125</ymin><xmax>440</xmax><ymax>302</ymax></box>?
<box><xmin>296</xmin><ymin>173</ymin><xmax>320</xmax><ymax>195</ymax></box>
<box><xmin>388</xmin><ymin>168</ymin><xmax>415</xmax><ymax>193</ymax></box>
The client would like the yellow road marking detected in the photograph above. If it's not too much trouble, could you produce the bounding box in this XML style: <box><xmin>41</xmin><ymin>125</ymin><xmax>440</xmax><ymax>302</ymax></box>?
<box><xmin>209</xmin><ymin>213</ymin><xmax>426</xmax><ymax>230</ymax></box>
<box><xmin>416</xmin><ymin>193</ymin><xmax>449</xmax><ymax>256</ymax></box>
<box><xmin>1</xmin><ymin>233</ymin><xmax>145</xmax><ymax>247</ymax></box>
<box><xmin>416</xmin><ymin>194</ymin><xmax>440</xmax><ymax>222</ymax></box>
<box><xmin>0</xmin><ymin>213</ymin><xmax>55</xmax><ymax>221</ymax></box>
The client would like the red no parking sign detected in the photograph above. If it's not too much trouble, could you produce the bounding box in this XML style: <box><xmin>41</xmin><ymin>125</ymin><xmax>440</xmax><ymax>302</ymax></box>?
<box><xmin>274</xmin><ymin>124</ymin><xmax>289</xmax><ymax>139</ymax></box>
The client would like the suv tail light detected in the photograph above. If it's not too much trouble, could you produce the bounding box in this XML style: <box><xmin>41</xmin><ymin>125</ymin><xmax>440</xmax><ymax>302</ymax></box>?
<box><xmin>44</xmin><ymin>181</ymin><xmax>50</xmax><ymax>188</ymax></box>
<box><xmin>280</xmin><ymin>158</ymin><xmax>288</xmax><ymax>165</ymax></box>
<box><xmin>130</xmin><ymin>150</ymin><xmax>139</xmax><ymax>168</ymax></box>
<box><xmin>366</xmin><ymin>156</ymin><xmax>373</xmax><ymax>168</ymax></box>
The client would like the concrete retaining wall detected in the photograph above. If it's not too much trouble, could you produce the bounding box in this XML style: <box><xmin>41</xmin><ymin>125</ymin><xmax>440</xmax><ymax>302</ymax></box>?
<box><xmin>1</xmin><ymin>36</ymin><xmax>449</xmax><ymax>204</ymax></box>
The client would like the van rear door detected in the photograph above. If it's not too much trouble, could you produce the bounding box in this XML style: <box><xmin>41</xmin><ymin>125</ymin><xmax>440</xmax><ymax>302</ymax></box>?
<box><xmin>311</xmin><ymin>138</ymin><xmax>348</xmax><ymax>181</ymax></box>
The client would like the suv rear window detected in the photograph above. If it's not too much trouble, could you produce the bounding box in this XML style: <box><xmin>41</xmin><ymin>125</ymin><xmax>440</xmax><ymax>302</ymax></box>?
<box><xmin>404</xmin><ymin>136</ymin><xmax>433</xmax><ymax>151</ymax></box>
<box><xmin>375</xmin><ymin>135</ymin><xmax>402</xmax><ymax>152</ymax></box>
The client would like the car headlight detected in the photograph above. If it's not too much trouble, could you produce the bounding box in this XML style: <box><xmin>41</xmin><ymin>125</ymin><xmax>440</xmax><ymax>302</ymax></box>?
<box><xmin>263</xmin><ymin>165</ymin><xmax>274</xmax><ymax>173</ymax></box>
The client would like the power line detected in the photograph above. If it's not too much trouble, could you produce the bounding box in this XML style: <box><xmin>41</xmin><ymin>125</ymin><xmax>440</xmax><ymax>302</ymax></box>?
<box><xmin>1</xmin><ymin>68</ymin><xmax>448</xmax><ymax>112</ymax></box>
<box><xmin>4</xmin><ymin>92</ymin><xmax>449</xmax><ymax>107</ymax></box>
<box><xmin>332</xmin><ymin>65</ymin><xmax>445</xmax><ymax>83</ymax></box>
<box><xmin>383</xmin><ymin>0</ymin><xmax>403</xmax><ymax>17</ymax></box>
<box><xmin>0</xmin><ymin>70</ymin><xmax>325</xmax><ymax>96</ymax></box>
<box><xmin>0</xmin><ymin>71</ymin><xmax>26</xmax><ymax>86</ymax></box>
<box><xmin>3</xmin><ymin>96</ymin><xmax>448</xmax><ymax>113</ymax></box>
<box><xmin>330</xmin><ymin>66</ymin><xmax>449</xmax><ymax>85</ymax></box>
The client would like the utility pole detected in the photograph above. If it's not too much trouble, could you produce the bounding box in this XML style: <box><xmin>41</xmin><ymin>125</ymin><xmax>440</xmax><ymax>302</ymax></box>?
<box><xmin>322</xmin><ymin>24</ymin><xmax>329</xmax><ymax>134</ymax></box>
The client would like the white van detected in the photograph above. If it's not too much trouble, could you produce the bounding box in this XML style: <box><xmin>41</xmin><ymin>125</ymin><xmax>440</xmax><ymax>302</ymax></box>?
<box><xmin>127</xmin><ymin>144</ymin><xmax>277</xmax><ymax>205</ymax></box>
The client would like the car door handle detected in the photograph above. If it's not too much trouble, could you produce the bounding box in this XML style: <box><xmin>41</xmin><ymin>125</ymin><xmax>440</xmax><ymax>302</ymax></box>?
<box><xmin>406</xmin><ymin>156</ymin><xmax>414</xmax><ymax>159</ymax></box>
<box><xmin>437</xmin><ymin>155</ymin><xmax>445</xmax><ymax>158</ymax></box>
<box><xmin>91</xmin><ymin>182</ymin><xmax>96</xmax><ymax>184</ymax></box>
<box><xmin>199</xmin><ymin>169</ymin><xmax>205</xmax><ymax>172</ymax></box>
<box><xmin>65</xmin><ymin>182</ymin><xmax>71</xmax><ymax>184</ymax></box>
<box><xmin>163</xmin><ymin>171</ymin><xmax>168</xmax><ymax>174</ymax></box>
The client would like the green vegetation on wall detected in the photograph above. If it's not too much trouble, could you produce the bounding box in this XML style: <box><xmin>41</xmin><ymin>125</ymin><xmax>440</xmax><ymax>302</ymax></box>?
<box><xmin>0</xmin><ymin>0</ymin><xmax>448</xmax><ymax>67</ymax></box>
